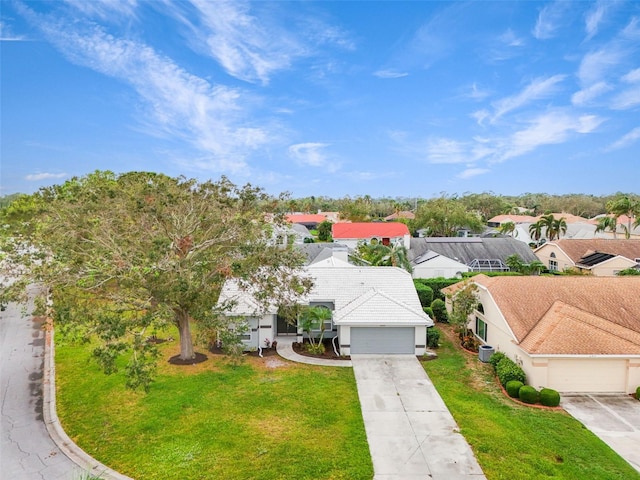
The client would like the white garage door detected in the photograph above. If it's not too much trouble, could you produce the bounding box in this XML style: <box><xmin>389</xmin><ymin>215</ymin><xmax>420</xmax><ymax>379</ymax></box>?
<box><xmin>350</xmin><ymin>327</ymin><xmax>414</xmax><ymax>354</ymax></box>
<box><xmin>548</xmin><ymin>359</ymin><xmax>627</xmax><ymax>393</ymax></box>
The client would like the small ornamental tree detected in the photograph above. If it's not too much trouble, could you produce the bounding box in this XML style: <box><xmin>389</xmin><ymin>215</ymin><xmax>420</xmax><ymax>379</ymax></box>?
<box><xmin>300</xmin><ymin>305</ymin><xmax>332</xmax><ymax>354</ymax></box>
<box><xmin>448</xmin><ymin>282</ymin><xmax>479</xmax><ymax>336</ymax></box>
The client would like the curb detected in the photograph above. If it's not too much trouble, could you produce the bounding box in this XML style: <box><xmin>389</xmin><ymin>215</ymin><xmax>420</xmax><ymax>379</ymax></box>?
<box><xmin>43</xmin><ymin>320</ymin><xmax>134</xmax><ymax>480</ymax></box>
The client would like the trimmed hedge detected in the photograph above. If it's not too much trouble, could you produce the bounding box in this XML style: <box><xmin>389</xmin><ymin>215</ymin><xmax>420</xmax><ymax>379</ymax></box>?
<box><xmin>423</xmin><ymin>307</ymin><xmax>434</xmax><ymax>318</ymax></box>
<box><xmin>414</xmin><ymin>278</ymin><xmax>461</xmax><ymax>300</ymax></box>
<box><xmin>426</xmin><ymin>327</ymin><xmax>440</xmax><ymax>348</ymax></box>
<box><xmin>414</xmin><ymin>281</ymin><xmax>434</xmax><ymax>307</ymax></box>
<box><xmin>430</xmin><ymin>299</ymin><xmax>448</xmax><ymax>323</ymax></box>
<box><xmin>539</xmin><ymin>388</ymin><xmax>561</xmax><ymax>407</ymax></box>
<box><xmin>496</xmin><ymin>357</ymin><xmax>526</xmax><ymax>387</ymax></box>
<box><xmin>505</xmin><ymin>380</ymin><xmax>524</xmax><ymax>398</ymax></box>
<box><xmin>519</xmin><ymin>385</ymin><xmax>539</xmax><ymax>404</ymax></box>
<box><xmin>488</xmin><ymin>351</ymin><xmax>506</xmax><ymax>370</ymax></box>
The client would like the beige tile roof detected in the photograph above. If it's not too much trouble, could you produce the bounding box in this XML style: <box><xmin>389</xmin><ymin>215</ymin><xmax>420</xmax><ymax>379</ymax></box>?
<box><xmin>519</xmin><ymin>301</ymin><xmax>640</xmax><ymax>355</ymax></box>
<box><xmin>468</xmin><ymin>275</ymin><xmax>640</xmax><ymax>354</ymax></box>
<box><xmin>547</xmin><ymin>239</ymin><xmax>640</xmax><ymax>263</ymax></box>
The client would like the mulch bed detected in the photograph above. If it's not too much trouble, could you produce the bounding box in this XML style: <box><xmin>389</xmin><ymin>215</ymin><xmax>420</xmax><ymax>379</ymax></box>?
<box><xmin>168</xmin><ymin>352</ymin><xmax>208</xmax><ymax>365</ymax></box>
<box><xmin>207</xmin><ymin>344</ymin><xmax>279</xmax><ymax>357</ymax></box>
<box><xmin>292</xmin><ymin>341</ymin><xmax>350</xmax><ymax>360</ymax></box>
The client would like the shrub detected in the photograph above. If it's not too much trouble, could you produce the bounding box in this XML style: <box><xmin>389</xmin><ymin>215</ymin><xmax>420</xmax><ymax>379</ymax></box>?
<box><xmin>430</xmin><ymin>299</ymin><xmax>448</xmax><ymax>323</ymax></box>
<box><xmin>539</xmin><ymin>388</ymin><xmax>561</xmax><ymax>407</ymax></box>
<box><xmin>496</xmin><ymin>357</ymin><xmax>526</xmax><ymax>387</ymax></box>
<box><xmin>426</xmin><ymin>327</ymin><xmax>440</xmax><ymax>348</ymax></box>
<box><xmin>414</xmin><ymin>281</ymin><xmax>434</xmax><ymax>307</ymax></box>
<box><xmin>506</xmin><ymin>380</ymin><xmax>524</xmax><ymax>398</ymax></box>
<box><xmin>488</xmin><ymin>351</ymin><xmax>506</xmax><ymax>371</ymax></box>
<box><xmin>519</xmin><ymin>385</ymin><xmax>539</xmax><ymax>404</ymax></box>
<box><xmin>416</xmin><ymin>278</ymin><xmax>461</xmax><ymax>300</ymax></box>
<box><xmin>423</xmin><ymin>306</ymin><xmax>434</xmax><ymax>318</ymax></box>
<box><xmin>637</xmin><ymin>386</ymin><xmax>640</xmax><ymax>400</ymax></box>
<box><xmin>306</xmin><ymin>342</ymin><xmax>326</xmax><ymax>355</ymax></box>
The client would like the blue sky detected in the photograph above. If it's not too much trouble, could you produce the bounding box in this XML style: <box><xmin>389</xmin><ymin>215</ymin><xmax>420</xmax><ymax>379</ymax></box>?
<box><xmin>1</xmin><ymin>1</ymin><xmax>639</xmax><ymax>199</ymax></box>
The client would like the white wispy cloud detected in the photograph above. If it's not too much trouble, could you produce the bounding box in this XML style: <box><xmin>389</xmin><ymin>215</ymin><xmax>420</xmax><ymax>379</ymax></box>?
<box><xmin>373</xmin><ymin>69</ymin><xmax>409</xmax><ymax>79</ymax></box>
<box><xmin>499</xmin><ymin>29</ymin><xmax>524</xmax><ymax>47</ymax></box>
<box><xmin>532</xmin><ymin>1</ymin><xmax>568</xmax><ymax>40</ymax></box>
<box><xmin>458</xmin><ymin>168</ymin><xmax>489</xmax><ymax>179</ymax></box>
<box><xmin>25</xmin><ymin>172</ymin><xmax>68</xmax><ymax>181</ymax></box>
<box><xmin>288</xmin><ymin>142</ymin><xmax>339</xmax><ymax>172</ymax></box>
<box><xmin>577</xmin><ymin>46</ymin><xmax>625</xmax><ymax>86</ymax></box>
<box><xmin>606</xmin><ymin>126</ymin><xmax>640</xmax><ymax>151</ymax></box>
<box><xmin>571</xmin><ymin>81</ymin><xmax>612</xmax><ymax>106</ymax></box>
<box><xmin>584</xmin><ymin>1</ymin><xmax>609</xmax><ymax>40</ymax></box>
<box><xmin>22</xmin><ymin>5</ymin><xmax>273</xmax><ymax>173</ymax></box>
<box><xmin>63</xmin><ymin>0</ymin><xmax>138</xmax><ymax>20</ymax></box>
<box><xmin>0</xmin><ymin>21</ymin><xmax>28</xmax><ymax>41</ymax></box>
<box><xmin>610</xmin><ymin>85</ymin><xmax>640</xmax><ymax>109</ymax></box>
<box><xmin>425</xmin><ymin>138</ymin><xmax>467</xmax><ymax>164</ymax></box>
<box><xmin>467</xmin><ymin>83</ymin><xmax>490</xmax><ymax>101</ymax></box>
<box><xmin>163</xmin><ymin>1</ymin><xmax>353</xmax><ymax>85</ymax></box>
<box><xmin>622</xmin><ymin>68</ymin><xmax>640</xmax><ymax>83</ymax></box>
<box><xmin>490</xmin><ymin>75</ymin><xmax>566</xmax><ymax>122</ymax></box>
<box><xmin>498</xmin><ymin>111</ymin><xmax>603</xmax><ymax>162</ymax></box>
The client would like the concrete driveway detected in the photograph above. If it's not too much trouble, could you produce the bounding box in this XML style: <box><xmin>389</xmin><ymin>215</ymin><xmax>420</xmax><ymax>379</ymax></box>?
<box><xmin>1</xmin><ymin>289</ymin><xmax>81</xmax><ymax>479</ymax></box>
<box><xmin>351</xmin><ymin>354</ymin><xmax>486</xmax><ymax>480</ymax></box>
<box><xmin>561</xmin><ymin>394</ymin><xmax>640</xmax><ymax>473</ymax></box>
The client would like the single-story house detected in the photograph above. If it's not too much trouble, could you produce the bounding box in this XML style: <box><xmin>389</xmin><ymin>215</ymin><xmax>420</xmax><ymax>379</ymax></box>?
<box><xmin>443</xmin><ymin>275</ymin><xmax>640</xmax><ymax>393</ymax></box>
<box><xmin>534</xmin><ymin>239</ymin><xmax>640</xmax><ymax>275</ymax></box>
<box><xmin>218</xmin><ymin>248</ymin><xmax>432</xmax><ymax>355</ymax></box>
<box><xmin>384</xmin><ymin>211</ymin><xmax>415</xmax><ymax>221</ymax></box>
<box><xmin>286</xmin><ymin>213</ymin><xmax>330</xmax><ymax>230</ymax></box>
<box><xmin>332</xmin><ymin>222</ymin><xmax>411</xmax><ymax>250</ymax></box>
<box><xmin>408</xmin><ymin>237</ymin><xmax>538</xmax><ymax>277</ymax></box>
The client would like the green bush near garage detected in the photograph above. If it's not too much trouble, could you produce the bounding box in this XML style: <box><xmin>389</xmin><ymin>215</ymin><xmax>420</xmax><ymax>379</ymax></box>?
<box><xmin>518</xmin><ymin>385</ymin><xmax>540</xmax><ymax>404</ymax></box>
<box><xmin>505</xmin><ymin>380</ymin><xmax>523</xmax><ymax>398</ymax></box>
<box><xmin>539</xmin><ymin>388</ymin><xmax>561</xmax><ymax>407</ymax></box>
<box><xmin>496</xmin><ymin>357</ymin><xmax>526</xmax><ymax>387</ymax></box>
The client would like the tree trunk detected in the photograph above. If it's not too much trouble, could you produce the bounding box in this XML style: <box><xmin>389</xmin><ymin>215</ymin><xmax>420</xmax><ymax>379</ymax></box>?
<box><xmin>176</xmin><ymin>309</ymin><xmax>195</xmax><ymax>360</ymax></box>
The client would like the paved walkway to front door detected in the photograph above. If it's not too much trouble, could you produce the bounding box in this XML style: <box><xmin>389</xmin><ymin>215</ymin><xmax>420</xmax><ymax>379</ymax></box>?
<box><xmin>351</xmin><ymin>354</ymin><xmax>486</xmax><ymax>480</ymax></box>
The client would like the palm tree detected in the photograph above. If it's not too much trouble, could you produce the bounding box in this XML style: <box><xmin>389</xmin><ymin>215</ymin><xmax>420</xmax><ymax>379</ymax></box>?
<box><xmin>551</xmin><ymin>217</ymin><xmax>567</xmax><ymax>240</ymax></box>
<box><xmin>499</xmin><ymin>221</ymin><xmax>517</xmax><ymax>237</ymax></box>
<box><xmin>529</xmin><ymin>221</ymin><xmax>544</xmax><ymax>243</ymax></box>
<box><xmin>595</xmin><ymin>216</ymin><xmax>618</xmax><ymax>239</ymax></box>
<box><xmin>606</xmin><ymin>196</ymin><xmax>639</xmax><ymax>239</ymax></box>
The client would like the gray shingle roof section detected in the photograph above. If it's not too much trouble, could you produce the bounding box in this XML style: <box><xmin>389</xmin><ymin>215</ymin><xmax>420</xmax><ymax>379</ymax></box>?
<box><xmin>409</xmin><ymin>237</ymin><xmax>537</xmax><ymax>266</ymax></box>
<box><xmin>295</xmin><ymin>243</ymin><xmax>351</xmax><ymax>264</ymax></box>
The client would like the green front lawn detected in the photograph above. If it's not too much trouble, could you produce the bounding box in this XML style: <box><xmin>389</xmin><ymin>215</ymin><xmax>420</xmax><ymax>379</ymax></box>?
<box><xmin>422</xmin><ymin>330</ymin><xmax>640</xmax><ymax>480</ymax></box>
<box><xmin>55</xmin><ymin>337</ymin><xmax>373</xmax><ymax>480</ymax></box>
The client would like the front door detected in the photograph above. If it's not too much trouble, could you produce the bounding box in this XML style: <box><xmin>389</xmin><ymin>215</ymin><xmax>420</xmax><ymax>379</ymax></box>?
<box><xmin>276</xmin><ymin>314</ymin><xmax>297</xmax><ymax>335</ymax></box>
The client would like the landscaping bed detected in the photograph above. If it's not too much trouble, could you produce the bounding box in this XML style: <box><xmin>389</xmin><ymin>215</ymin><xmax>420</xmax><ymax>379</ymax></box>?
<box><xmin>422</xmin><ymin>324</ymin><xmax>640</xmax><ymax>480</ymax></box>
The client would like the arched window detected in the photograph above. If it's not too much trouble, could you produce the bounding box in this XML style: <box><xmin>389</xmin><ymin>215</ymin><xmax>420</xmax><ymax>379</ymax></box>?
<box><xmin>550</xmin><ymin>252</ymin><xmax>556</xmax><ymax>258</ymax></box>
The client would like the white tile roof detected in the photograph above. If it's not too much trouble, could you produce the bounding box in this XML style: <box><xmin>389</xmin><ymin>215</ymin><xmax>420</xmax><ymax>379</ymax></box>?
<box><xmin>336</xmin><ymin>287</ymin><xmax>430</xmax><ymax>326</ymax></box>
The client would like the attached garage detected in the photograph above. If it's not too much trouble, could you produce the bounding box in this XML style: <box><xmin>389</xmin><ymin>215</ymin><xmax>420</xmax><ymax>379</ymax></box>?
<box><xmin>350</xmin><ymin>327</ymin><xmax>415</xmax><ymax>354</ymax></box>
<box><xmin>547</xmin><ymin>358</ymin><xmax>628</xmax><ymax>393</ymax></box>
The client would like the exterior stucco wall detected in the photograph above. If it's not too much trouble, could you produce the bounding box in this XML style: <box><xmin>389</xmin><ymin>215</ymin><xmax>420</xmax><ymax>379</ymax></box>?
<box><xmin>534</xmin><ymin>244</ymin><xmax>574</xmax><ymax>272</ymax></box>
<box><xmin>412</xmin><ymin>258</ymin><xmax>469</xmax><ymax>279</ymax></box>
<box><xmin>588</xmin><ymin>256</ymin><xmax>636</xmax><ymax>276</ymax></box>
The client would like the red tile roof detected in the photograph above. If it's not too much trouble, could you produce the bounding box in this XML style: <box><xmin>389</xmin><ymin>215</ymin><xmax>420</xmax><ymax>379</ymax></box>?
<box><xmin>286</xmin><ymin>214</ymin><xmax>328</xmax><ymax>224</ymax></box>
<box><xmin>332</xmin><ymin>222</ymin><xmax>410</xmax><ymax>239</ymax></box>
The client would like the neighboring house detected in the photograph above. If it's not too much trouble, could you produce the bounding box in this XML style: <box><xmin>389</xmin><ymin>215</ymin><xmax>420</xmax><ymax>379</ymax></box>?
<box><xmin>408</xmin><ymin>237</ymin><xmax>538</xmax><ymax>277</ymax></box>
<box><xmin>487</xmin><ymin>214</ymin><xmax>536</xmax><ymax>228</ymax></box>
<box><xmin>590</xmin><ymin>214</ymin><xmax>640</xmax><ymax>239</ymax></box>
<box><xmin>332</xmin><ymin>222</ymin><xmax>411</xmax><ymax>249</ymax></box>
<box><xmin>384</xmin><ymin>211</ymin><xmax>415</xmax><ymax>221</ymax></box>
<box><xmin>286</xmin><ymin>213</ymin><xmax>330</xmax><ymax>230</ymax></box>
<box><xmin>443</xmin><ymin>275</ymin><xmax>640</xmax><ymax>393</ymax></box>
<box><xmin>218</xmin><ymin>248</ymin><xmax>432</xmax><ymax>355</ymax></box>
<box><xmin>272</xmin><ymin>223</ymin><xmax>313</xmax><ymax>245</ymax></box>
<box><xmin>534</xmin><ymin>239</ymin><xmax>640</xmax><ymax>275</ymax></box>
<box><xmin>410</xmin><ymin>251</ymin><xmax>470</xmax><ymax>279</ymax></box>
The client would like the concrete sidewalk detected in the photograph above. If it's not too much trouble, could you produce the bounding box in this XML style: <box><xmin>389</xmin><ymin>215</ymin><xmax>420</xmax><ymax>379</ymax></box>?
<box><xmin>351</xmin><ymin>355</ymin><xmax>486</xmax><ymax>480</ymax></box>
<box><xmin>275</xmin><ymin>336</ymin><xmax>352</xmax><ymax>367</ymax></box>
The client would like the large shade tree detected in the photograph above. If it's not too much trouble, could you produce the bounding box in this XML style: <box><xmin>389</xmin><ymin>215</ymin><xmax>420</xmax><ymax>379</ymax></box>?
<box><xmin>0</xmin><ymin>171</ymin><xmax>311</xmax><ymax>389</ymax></box>
<box><xmin>412</xmin><ymin>195</ymin><xmax>483</xmax><ymax>237</ymax></box>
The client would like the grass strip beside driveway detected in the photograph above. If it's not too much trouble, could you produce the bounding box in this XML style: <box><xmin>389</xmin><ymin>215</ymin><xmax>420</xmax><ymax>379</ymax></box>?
<box><xmin>422</xmin><ymin>330</ymin><xmax>640</xmax><ymax>480</ymax></box>
<box><xmin>55</xmin><ymin>337</ymin><xmax>373</xmax><ymax>480</ymax></box>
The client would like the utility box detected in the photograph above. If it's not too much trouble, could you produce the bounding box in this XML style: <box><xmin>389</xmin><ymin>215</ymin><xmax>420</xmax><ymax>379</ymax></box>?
<box><xmin>479</xmin><ymin>345</ymin><xmax>495</xmax><ymax>363</ymax></box>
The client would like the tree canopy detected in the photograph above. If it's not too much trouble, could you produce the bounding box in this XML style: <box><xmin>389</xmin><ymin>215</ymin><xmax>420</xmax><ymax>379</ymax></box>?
<box><xmin>0</xmin><ymin>171</ymin><xmax>311</xmax><ymax>390</ymax></box>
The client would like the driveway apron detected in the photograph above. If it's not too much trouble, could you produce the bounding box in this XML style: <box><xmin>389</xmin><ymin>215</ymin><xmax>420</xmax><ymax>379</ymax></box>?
<box><xmin>351</xmin><ymin>354</ymin><xmax>486</xmax><ymax>480</ymax></box>
<box><xmin>562</xmin><ymin>394</ymin><xmax>640</xmax><ymax>473</ymax></box>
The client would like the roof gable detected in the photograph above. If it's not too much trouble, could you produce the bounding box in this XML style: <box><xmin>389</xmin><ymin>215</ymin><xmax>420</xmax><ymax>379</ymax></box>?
<box><xmin>332</xmin><ymin>222</ymin><xmax>409</xmax><ymax>239</ymax></box>
<box><xmin>335</xmin><ymin>288</ymin><xmax>430</xmax><ymax>325</ymax></box>
<box><xmin>519</xmin><ymin>301</ymin><xmax>640</xmax><ymax>355</ymax></box>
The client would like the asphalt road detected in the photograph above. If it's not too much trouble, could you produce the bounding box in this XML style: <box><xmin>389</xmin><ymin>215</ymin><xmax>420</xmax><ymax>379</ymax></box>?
<box><xmin>1</xmin><ymin>287</ymin><xmax>81</xmax><ymax>480</ymax></box>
